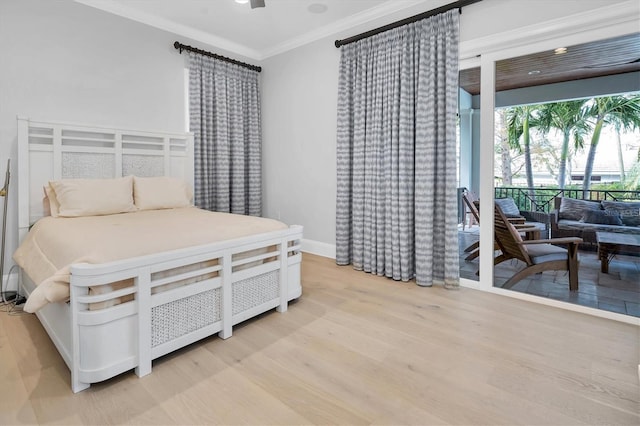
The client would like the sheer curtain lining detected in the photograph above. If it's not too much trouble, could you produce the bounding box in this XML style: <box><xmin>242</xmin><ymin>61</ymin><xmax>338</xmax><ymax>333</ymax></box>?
<box><xmin>335</xmin><ymin>10</ymin><xmax>460</xmax><ymax>287</ymax></box>
<box><xmin>188</xmin><ymin>53</ymin><xmax>262</xmax><ymax>216</ymax></box>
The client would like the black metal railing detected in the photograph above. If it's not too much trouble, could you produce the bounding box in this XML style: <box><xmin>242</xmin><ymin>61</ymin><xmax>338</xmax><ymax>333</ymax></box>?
<box><xmin>494</xmin><ymin>187</ymin><xmax>640</xmax><ymax>213</ymax></box>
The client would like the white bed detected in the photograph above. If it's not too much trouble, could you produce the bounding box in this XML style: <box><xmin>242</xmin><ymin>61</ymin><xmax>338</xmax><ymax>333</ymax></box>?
<box><xmin>16</xmin><ymin>117</ymin><xmax>303</xmax><ymax>393</ymax></box>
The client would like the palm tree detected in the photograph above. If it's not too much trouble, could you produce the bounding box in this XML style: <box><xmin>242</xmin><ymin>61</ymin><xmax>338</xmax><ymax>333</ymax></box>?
<box><xmin>506</xmin><ymin>105</ymin><xmax>539</xmax><ymax>199</ymax></box>
<box><xmin>495</xmin><ymin>109</ymin><xmax>512</xmax><ymax>186</ymax></box>
<box><xmin>628</xmin><ymin>147</ymin><xmax>640</xmax><ymax>190</ymax></box>
<box><xmin>537</xmin><ymin>100</ymin><xmax>589</xmax><ymax>189</ymax></box>
<box><xmin>613</xmin><ymin>122</ymin><xmax>626</xmax><ymax>182</ymax></box>
<box><xmin>582</xmin><ymin>95</ymin><xmax>640</xmax><ymax>197</ymax></box>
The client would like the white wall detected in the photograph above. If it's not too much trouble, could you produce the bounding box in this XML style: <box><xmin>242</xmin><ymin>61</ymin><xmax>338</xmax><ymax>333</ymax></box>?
<box><xmin>261</xmin><ymin>0</ymin><xmax>627</xmax><ymax>252</ymax></box>
<box><xmin>0</xmin><ymin>0</ymin><xmax>251</xmax><ymax>286</ymax></box>
<box><xmin>261</xmin><ymin>37</ymin><xmax>340</xmax><ymax>245</ymax></box>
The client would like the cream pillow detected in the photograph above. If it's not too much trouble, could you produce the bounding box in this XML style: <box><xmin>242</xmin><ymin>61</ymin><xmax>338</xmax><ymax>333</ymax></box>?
<box><xmin>42</xmin><ymin>184</ymin><xmax>60</xmax><ymax>217</ymax></box>
<box><xmin>49</xmin><ymin>176</ymin><xmax>136</xmax><ymax>217</ymax></box>
<box><xmin>133</xmin><ymin>176</ymin><xmax>192</xmax><ymax>210</ymax></box>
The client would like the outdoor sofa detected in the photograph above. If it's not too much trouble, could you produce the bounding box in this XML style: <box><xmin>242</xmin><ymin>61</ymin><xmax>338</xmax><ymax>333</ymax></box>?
<box><xmin>550</xmin><ymin>196</ymin><xmax>640</xmax><ymax>245</ymax></box>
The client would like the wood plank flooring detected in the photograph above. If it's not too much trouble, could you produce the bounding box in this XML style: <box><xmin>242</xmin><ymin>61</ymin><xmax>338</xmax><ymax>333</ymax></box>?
<box><xmin>0</xmin><ymin>253</ymin><xmax>638</xmax><ymax>425</ymax></box>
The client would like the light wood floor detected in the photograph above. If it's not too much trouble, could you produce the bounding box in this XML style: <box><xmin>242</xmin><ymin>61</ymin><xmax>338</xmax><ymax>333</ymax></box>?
<box><xmin>1</xmin><ymin>254</ymin><xmax>638</xmax><ymax>425</ymax></box>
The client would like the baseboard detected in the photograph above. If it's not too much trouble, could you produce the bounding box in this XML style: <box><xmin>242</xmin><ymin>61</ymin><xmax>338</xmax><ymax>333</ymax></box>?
<box><xmin>459</xmin><ymin>277</ymin><xmax>481</xmax><ymax>290</ymax></box>
<box><xmin>301</xmin><ymin>239</ymin><xmax>336</xmax><ymax>259</ymax></box>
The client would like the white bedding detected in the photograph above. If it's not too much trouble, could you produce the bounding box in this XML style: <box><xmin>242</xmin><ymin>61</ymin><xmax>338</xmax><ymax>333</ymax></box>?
<box><xmin>13</xmin><ymin>207</ymin><xmax>287</xmax><ymax>312</ymax></box>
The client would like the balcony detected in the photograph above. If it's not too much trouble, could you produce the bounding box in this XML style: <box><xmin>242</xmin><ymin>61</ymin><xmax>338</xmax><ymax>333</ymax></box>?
<box><xmin>459</xmin><ymin>187</ymin><xmax>640</xmax><ymax>317</ymax></box>
<box><xmin>493</xmin><ymin>186</ymin><xmax>640</xmax><ymax>213</ymax></box>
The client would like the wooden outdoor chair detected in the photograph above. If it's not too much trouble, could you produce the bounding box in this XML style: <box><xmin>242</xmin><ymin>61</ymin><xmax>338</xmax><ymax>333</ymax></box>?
<box><xmin>462</xmin><ymin>193</ymin><xmax>535</xmax><ymax>261</ymax></box>
<box><xmin>461</xmin><ymin>191</ymin><xmax>484</xmax><ymax>260</ymax></box>
<box><xmin>493</xmin><ymin>203</ymin><xmax>582</xmax><ymax>291</ymax></box>
<box><xmin>461</xmin><ymin>190</ymin><xmax>479</xmax><ymax>230</ymax></box>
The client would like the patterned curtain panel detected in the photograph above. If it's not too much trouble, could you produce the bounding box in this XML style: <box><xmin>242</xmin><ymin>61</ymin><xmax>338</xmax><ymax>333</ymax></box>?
<box><xmin>336</xmin><ymin>10</ymin><xmax>460</xmax><ymax>287</ymax></box>
<box><xmin>188</xmin><ymin>54</ymin><xmax>262</xmax><ymax>216</ymax></box>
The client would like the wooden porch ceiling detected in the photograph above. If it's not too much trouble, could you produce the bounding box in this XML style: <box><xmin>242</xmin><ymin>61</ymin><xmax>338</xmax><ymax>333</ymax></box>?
<box><xmin>459</xmin><ymin>33</ymin><xmax>640</xmax><ymax>95</ymax></box>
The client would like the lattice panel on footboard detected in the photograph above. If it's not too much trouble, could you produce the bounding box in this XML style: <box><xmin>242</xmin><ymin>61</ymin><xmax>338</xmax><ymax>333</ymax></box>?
<box><xmin>151</xmin><ymin>288</ymin><xmax>222</xmax><ymax>347</ymax></box>
<box><xmin>232</xmin><ymin>270</ymin><xmax>280</xmax><ymax>315</ymax></box>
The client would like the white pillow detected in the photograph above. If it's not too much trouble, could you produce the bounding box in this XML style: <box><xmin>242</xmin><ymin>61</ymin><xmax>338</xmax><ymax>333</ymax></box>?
<box><xmin>133</xmin><ymin>176</ymin><xmax>192</xmax><ymax>210</ymax></box>
<box><xmin>49</xmin><ymin>176</ymin><xmax>136</xmax><ymax>217</ymax></box>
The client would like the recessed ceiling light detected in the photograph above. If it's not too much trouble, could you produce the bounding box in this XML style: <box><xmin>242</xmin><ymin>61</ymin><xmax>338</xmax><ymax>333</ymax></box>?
<box><xmin>528</xmin><ymin>70</ymin><xmax>541</xmax><ymax>75</ymax></box>
<box><xmin>308</xmin><ymin>3</ymin><xmax>328</xmax><ymax>14</ymax></box>
<box><xmin>554</xmin><ymin>47</ymin><xmax>568</xmax><ymax>55</ymax></box>
<box><xmin>235</xmin><ymin>0</ymin><xmax>249</xmax><ymax>4</ymax></box>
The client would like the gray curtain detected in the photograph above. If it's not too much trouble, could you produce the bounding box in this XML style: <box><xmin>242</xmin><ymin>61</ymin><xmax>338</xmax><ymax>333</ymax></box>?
<box><xmin>189</xmin><ymin>53</ymin><xmax>262</xmax><ymax>216</ymax></box>
<box><xmin>336</xmin><ymin>10</ymin><xmax>460</xmax><ymax>288</ymax></box>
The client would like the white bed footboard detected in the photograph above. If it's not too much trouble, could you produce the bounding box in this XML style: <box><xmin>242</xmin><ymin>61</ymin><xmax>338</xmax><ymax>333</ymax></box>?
<box><xmin>66</xmin><ymin>227</ymin><xmax>302</xmax><ymax>392</ymax></box>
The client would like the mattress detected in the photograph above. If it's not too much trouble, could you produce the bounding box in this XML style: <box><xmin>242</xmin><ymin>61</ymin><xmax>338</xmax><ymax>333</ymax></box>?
<box><xmin>13</xmin><ymin>207</ymin><xmax>288</xmax><ymax>312</ymax></box>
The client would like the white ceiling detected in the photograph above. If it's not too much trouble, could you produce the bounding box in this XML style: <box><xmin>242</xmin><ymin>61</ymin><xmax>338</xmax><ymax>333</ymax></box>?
<box><xmin>76</xmin><ymin>0</ymin><xmax>431</xmax><ymax>60</ymax></box>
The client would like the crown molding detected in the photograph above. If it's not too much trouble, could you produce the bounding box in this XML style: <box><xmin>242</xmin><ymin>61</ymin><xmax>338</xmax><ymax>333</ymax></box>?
<box><xmin>459</xmin><ymin>0</ymin><xmax>640</xmax><ymax>60</ymax></box>
<box><xmin>75</xmin><ymin>0</ymin><xmax>427</xmax><ymax>61</ymax></box>
<box><xmin>258</xmin><ymin>0</ymin><xmax>425</xmax><ymax>59</ymax></box>
<box><xmin>75</xmin><ymin>0</ymin><xmax>262</xmax><ymax>60</ymax></box>
<box><xmin>75</xmin><ymin>1</ymin><xmax>638</xmax><ymax>64</ymax></box>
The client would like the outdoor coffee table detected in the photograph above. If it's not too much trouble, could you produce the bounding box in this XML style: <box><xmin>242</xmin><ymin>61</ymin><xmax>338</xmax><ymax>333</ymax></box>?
<box><xmin>596</xmin><ymin>232</ymin><xmax>640</xmax><ymax>273</ymax></box>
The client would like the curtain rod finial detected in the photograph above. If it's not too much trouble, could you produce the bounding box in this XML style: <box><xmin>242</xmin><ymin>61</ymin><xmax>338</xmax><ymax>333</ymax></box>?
<box><xmin>335</xmin><ymin>40</ymin><xmax>342</xmax><ymax>48</ymax></box>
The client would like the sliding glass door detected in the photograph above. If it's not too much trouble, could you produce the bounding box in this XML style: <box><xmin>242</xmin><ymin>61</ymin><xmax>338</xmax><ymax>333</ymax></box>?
<box><xmin>458</xmin><ymin>65</ymin><xmax>481</xmax><ymax>283</ymax></box>
<box><xmin>477</xmin><ymin>30</ymin><xmax>640</xmax><ymax>320</ymax></box>
<box><xmin>491</xmin><ymin>35</ymin><xmax>640</xmax><ymax>317</ymax></box>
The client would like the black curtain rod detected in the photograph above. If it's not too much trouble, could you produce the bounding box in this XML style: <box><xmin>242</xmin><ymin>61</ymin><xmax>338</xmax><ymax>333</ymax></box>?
<box><xmin>334</xmin><ymin>0</ymin><xmax>483</xmax><ymax>48</ymax></box>
<box><xmin>173</xmin><ymin>41</ymin><xmax>261</xmax><ymax>73</ymax></box>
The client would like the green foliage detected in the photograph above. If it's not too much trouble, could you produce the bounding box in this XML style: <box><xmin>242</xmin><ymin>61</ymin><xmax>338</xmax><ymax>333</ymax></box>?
<box><xmin>623</xmin><ymin>162</ymin><xmax>640</xmax><ymax>190</ymax></box>
<box><xmin>581</xmin><ymin>94</ymin><xmax>640</xmax><ymax>194</ymax></box>
<box><xmin>536</xmin><ymin>100</ymin><xmax>590</xmax><ymax>188</ymax></box>
<box><xmin>499</xmin><ymin>93</ymin><xmax>640</xmax><ymax>193</ymax></box>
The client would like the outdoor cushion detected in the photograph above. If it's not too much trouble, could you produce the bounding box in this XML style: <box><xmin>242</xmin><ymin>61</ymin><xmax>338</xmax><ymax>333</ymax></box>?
<box><xmin>526</xmin><ymin>244</ymin><xmax>570</xmax><ymax>264</ymax></box>
<box><xmin>524</xmin><ymin>221</ymin><xmax>546</xmax><ymax>231</ymax></box>
<box><xmin>580</xmin><ymin>209</ymin><xmax>623</xmax><ymax>226</ymax></box>
<box><xmin>559</xmin><ymin>197</ymin><xmax>601</xmax><ymax>221</ymax></box>
<box><xmin>495</xmin><ymin>198</ymin><xmax>521</xmax><ymax>218</ymax></box>
<box><xmin>601</xmin><ymin>200</ymin><xmax>640</xmax><ymax>227</ymax></box>
<box><xmin>557</xmin><ymin>219</ymin><xmax>640</xmax><ymax>235</ymax></box>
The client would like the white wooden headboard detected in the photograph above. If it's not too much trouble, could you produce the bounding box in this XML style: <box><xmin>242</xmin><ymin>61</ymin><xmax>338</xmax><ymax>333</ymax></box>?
<box><xmin>17</xmin><ymin>117</ymin><xmax>194</xmax><ymax>236</ymax></box>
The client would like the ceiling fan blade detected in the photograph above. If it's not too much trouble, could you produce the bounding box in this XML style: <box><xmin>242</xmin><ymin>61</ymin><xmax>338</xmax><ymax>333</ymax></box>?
<box><xmin>250</xmin><ymin>0</ymin><xmax>265</xmax><ymax>8</ymax></box>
